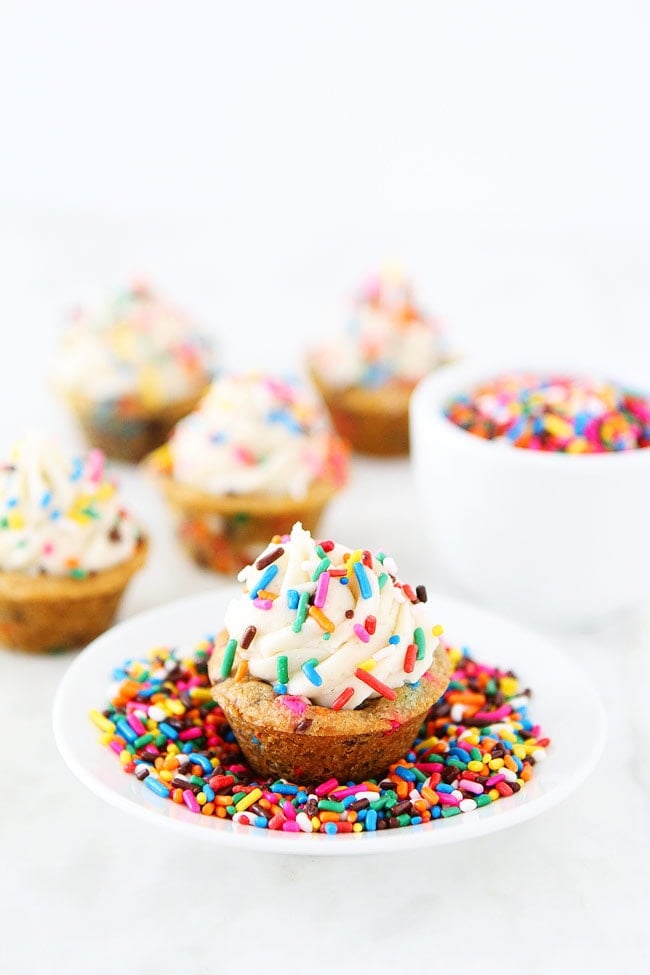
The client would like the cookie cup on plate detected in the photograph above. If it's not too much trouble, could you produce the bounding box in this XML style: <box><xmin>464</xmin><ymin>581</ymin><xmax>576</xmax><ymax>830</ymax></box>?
<box><xmin>209</xmin><ymin>631</ymin><xmax>451</xmax><ymax>783</ymax></box>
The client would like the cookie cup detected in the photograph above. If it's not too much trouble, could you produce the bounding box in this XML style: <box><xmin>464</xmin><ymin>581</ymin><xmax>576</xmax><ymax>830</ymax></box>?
<box><xmin>209</xmin><ymin>633</ymin><xmax>451</xmax><ymax>783</ymax></box>
<box><xmin>0</xmin><ymin>538</ymin><xmax>147</xmax><ymax>653</ymax></box>
<box><xmin>147</xmin><ymin>446</ymin><xmax>347</xmax><ymax>575</ymax></box>
<box><xmin>66</xmin><ymin>388</ymin><xmax>209</xmax><ymax>463</ymax></box>
<box><xmin>309</xmin><ymin>369</ymin><xmax>413</xmax><ymax>456</ymax></box>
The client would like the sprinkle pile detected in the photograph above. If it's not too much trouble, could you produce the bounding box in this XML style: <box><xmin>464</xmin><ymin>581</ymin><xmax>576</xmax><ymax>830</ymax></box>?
<box><xmin>446</xmin><ymin>373</ymin><xmax>650</xmax><ymax>453</ymax></box>
<box><xmin>90</xmin><ymin>639</ymin><xmax>549</xmax><ymax>835</ymax></box>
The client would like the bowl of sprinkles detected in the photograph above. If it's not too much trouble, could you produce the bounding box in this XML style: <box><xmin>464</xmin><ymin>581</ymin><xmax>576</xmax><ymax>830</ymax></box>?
<box><xmin>410</xmin><ymin>363</ymin><xmax>650</xmax><ymax>626</ymax></box>
<box><xmin>445</xmin><ymin>373</ymin><xmax>650</xmax><ymax>453</ymax></box>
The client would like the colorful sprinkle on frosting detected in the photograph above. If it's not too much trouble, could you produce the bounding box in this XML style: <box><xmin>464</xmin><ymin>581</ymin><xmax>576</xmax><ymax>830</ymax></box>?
<box><xmin>0</xmin><ymin>434</ymin><xmax>141</xmax><ymax>576</ymax></box>
<box><xmin>165</xmin><ymin>374</ymin><xmax>349</xmax><ymax>500</ymax></box>
<box><xmin>446</xmin><ymin>373</ymin><xmax>650</xmax><ymax>453</ymax></box>
<box><xmin>222</xmin><ymin>523</ymin><xmax>441</xmax><ymax>709</ymax></box>
<box><xmin>310</xmin><ymin>268</ymin><xmax>445</xmax><ymax>390</ymax></box>
<box><xmin>52</xmin><ymin>280</ymin><xmax>212</xmax><ymax>407</ymax></box>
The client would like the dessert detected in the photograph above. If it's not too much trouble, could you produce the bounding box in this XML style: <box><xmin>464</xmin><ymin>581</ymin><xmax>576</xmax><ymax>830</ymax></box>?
<box><xmin>52</xmin><ymin>280</ymin><xmax>213</xmax><ymax>462</ymax></box>
<box><xmin>147</xmin><ymin>374</ymin><xmax>349</xmax><ymax>574</ymax></box>
<box><xmin>208</xmin><ymin>522</ymin><xmax>451</xmax><ymax>783</ymax></box>
<box><xmin>308</xmin><ymin>269</ymin><xmax>446</xmax><ymax>455</ymax></box>
<box><xmin>445</xmin><ymin>372</ymin><xmax>650</xmax><ymax>452</ymax></box>
<box><xmin>91</xmin><ymin>636</ymin><xmax>549</xmax><ymax>834</ymax></box>
<box><xmin>0</xmin><ymin>434</ymin><xmax>146</xmax><ymax>652</ymax></box>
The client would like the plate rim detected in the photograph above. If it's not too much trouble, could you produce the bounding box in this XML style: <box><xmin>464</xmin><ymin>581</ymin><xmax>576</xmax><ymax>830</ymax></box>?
<box><xmin>52</xmin><ymin>589</ymin><xmax>607</xmax><ymax>857</ymax></box>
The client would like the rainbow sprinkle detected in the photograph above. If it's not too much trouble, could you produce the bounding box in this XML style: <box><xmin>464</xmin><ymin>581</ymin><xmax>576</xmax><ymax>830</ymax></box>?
<box><xmin>90</xmin><ymin>639</ymin><xmax>550</xmax><ymax>835</ymax></box>
<box><xmin>446</xmin><ymin>373</ymin><xmax>650</xmax><ymax>453</ymax></box>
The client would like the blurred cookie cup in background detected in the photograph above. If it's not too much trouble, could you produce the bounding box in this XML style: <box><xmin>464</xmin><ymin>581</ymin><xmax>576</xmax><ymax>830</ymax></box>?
<box><xmin>146</xmin><ymin>373</ymin><xmax>349</xmax><ymax>574</ymax></box>
<box><xmin>308</xmin><ymin>268</ymin><xmax>448</xmax><ymax>455</ymax></box>
<box><xmin>0</xmin><ymin>434</ymin><xmax>146</xmax><ymax>652</ymax></box>
<box><xmin>51</xmin><ymin>280</ymin><xmax>213</xmax><ymax>462</ymax></box>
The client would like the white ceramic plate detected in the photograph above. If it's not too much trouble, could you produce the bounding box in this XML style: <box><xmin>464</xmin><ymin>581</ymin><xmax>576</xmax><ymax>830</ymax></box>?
<box><xmin>53</xmin><ymin>589</ymin><xmax>606</xmax><ymax>856</ymax></box>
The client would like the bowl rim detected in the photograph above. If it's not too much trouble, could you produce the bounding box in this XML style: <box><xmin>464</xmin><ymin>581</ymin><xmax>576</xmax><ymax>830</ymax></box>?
<box><xmin>410</xmin><ymin>360</ymin><xmax>650</xmax><ymax>469</ymax></box>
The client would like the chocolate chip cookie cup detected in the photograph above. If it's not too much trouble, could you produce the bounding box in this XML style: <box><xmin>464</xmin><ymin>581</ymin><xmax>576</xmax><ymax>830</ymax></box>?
<box><xmin>309</xmin><ymin>369</ymin><xmax>414</xmax><ymax>456</ymax></box>
<box><xmin>52</xmin><ymin>281</ymin><xmax>213</xmax><ymax>462</ymax></box>
<box><xmin>308</xmin><ymin>269</ymin><xmax>448</xmax><ymax>456</ymax></box>
<box><xmin>208</xmin><ymin>522</ymin><xmax>450</xmax><ymax>783</ymax></box>
<box><xmin>0</xmin><ymin>538</ymin><xmax>147</xmax><ymax>653</ymax></box>
<box><xmin>146</xmin><ymin>373</ymin><xmax>349</xmax><ymax>574</ymax></box>
<box><xmin>209</xmin><ymin>631</ymin><xmax>450</xmax><ymax>783</ymax></box>
<box><xmin>0</xmin><ymin>435</ymin><xmax>147</xmax><ymax>653</ymax></box>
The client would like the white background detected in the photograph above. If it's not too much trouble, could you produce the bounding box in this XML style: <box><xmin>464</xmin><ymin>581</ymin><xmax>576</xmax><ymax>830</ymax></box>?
<box><xmin>1</xmin><ymin>2</ymin><xmax>649</xmax><ymax>973</ymax></box>
<box><xmin>1</xmin><ymin>0</ymin><xmax>650</xmax><ymax>430</ymax></box>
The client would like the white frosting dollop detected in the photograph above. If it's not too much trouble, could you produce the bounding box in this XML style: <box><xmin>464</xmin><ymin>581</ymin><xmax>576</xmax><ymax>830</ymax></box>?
<box><xmin>52</xmin><ymin>281</ymin><xmax>212</xmax><ymax>405</ymax></box>
<box><xmin>0</xmin><ymin>434</ymin><xmax>142</xmax><ymax>576</ymax></box>
<box><xmin>169</xmin><ymin>374</ymin><xmax>347</xmax><ymax>500</ymax></box>
<box><xmin>311</xmin><ymin>270</ymin><xmax>444</xmax><ymax>389</ymax></box>
<box><xmin>223</xmin><ymin>522</ymin><xmax>440</xmax><ymax>709</ymax></box>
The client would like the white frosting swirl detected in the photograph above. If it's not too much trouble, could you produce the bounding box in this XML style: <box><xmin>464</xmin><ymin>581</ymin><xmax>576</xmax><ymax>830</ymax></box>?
<box><xmin>169</xmin><ymin>374</ymin><xmax>347</xmax><ymax>500</ymax></box>
<box><xmin>0</xmin><ymin>434</ymin><xmax>142</xmax><ymax>576</ymax></box>
<box><xmin>311</xmin><ymin>270</ymin><xmax>444</xmax><ymax>389</ymax></box>
<box><xmin>52</xmin><ymin>281</ymin><xmax>212</xmax><ymax>405</ymax></box>
<box><xmin>223</xmin><ymin>522</ymin><xmax>439</xmax><ymax>709</ymax></box>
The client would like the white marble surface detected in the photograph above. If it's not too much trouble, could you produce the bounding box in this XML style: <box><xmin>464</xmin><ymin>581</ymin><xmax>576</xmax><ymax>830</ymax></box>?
<box><xmin>1</xmin><ymin>451</ymin><xmax>649</xmax><ymax>975</ymax></box>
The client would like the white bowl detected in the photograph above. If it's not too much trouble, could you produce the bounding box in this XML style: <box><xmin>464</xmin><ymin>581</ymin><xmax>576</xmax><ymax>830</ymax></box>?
<box><xmin>410</xmin><ymin>362</ymin><xmax>650</xmax><ymax>627</ymax></box>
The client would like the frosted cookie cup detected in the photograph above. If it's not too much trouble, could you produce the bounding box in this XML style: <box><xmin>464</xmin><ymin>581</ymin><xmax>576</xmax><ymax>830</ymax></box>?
<box><xmin>0</xmin><ymin>435</ymin><xmax>146</xmax><ymax>652</ymax></box>
<box><xmin>52</xmin><ymin>281</ymin><xmax>213</xmax><ymax>462</ymax></box>
<box><xmin>147</xmin><ymin>374</ymin><xmax>349</xmax><ymax>574</ymax></box>
<box><xmin>308</xmin><ymin>270</ymin><xmax>447</xmax><ymax>455</ymax></box>
<box><xmin>209</xmin><ymin>523</ymin><xmax>451</xmax><ymax>783</ymax></box>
